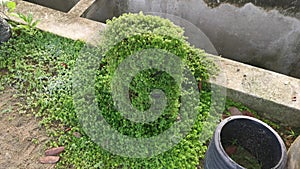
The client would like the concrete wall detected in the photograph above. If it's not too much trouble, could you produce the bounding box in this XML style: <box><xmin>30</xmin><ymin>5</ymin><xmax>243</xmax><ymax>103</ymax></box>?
<box><xmin>203</xmin><ymin>0</ymin><xmax>300</xmax><ymax>15</ymax></box>
<box><xmin>81</xmin><ymin>0</ymin><xmax>117</xmax><ymax>22</ymax></box>
<box><xmin>81</xmin><ymin>0</ymin><xmax>128</xmax><ymax>23</ymax></box>
<box><xmin>24</xmin><ymin>0</ymin><xmax>80</xmax><ymax>12</ymax></box>
<box><xmin>124</xmin><ymin>0</ymin><xmax>300</xmax><ymax>78</ymax></box>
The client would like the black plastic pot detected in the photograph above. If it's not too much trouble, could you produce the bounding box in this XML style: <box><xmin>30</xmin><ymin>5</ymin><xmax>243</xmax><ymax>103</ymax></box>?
<box><xmin>204</xmin><ymin>116</ymin><xmax>287</xmax><ymax>169</ymax></box>
<box><xmin>0</xmin><ymin>17</ymin><xmax>11</xmax><ymax>45</ymax></box>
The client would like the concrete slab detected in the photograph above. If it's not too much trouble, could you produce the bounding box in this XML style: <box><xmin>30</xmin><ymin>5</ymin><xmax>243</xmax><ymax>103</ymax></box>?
<box><xmin>68</xmin><ymin>0</ymin><xmax>96</xmax><ymax>17</ymax></box>
<box><xmin>23</xmin><ymin>0</ymin><xmax>79</xmax><ymax>13</ymax></box>
<box><xmin>209</xmin><ymin>54</ymin><xmax>300</xmax><ymax>127</ymax></box>
<box><xmin>109</xmin><ymin>0</ymin><xmax>300</xmax><ymax>78</ymax></box>
<box><xmin>287</xmin><ymin>136</ymin><xmax>300</xmax><ymax>169</ymax></box>
<box><xmin>12</xmin><ymin>0</ymin><xmax>105</xmax><ymax>42</ymax></box>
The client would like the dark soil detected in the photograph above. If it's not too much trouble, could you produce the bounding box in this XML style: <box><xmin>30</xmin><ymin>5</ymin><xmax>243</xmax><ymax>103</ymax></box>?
<box><xmin>223</xmin><ymin>107</ymin><xmax>300</xmax><ymax>150</ymax></box>
<box><xmin>227</xmin><ymin>145</ymin><xmax>262</xmax><ymax>169</ymax></box>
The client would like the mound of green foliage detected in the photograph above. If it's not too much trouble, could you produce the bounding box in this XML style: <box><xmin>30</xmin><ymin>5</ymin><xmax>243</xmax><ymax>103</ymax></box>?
<box><xmin>93</xmin><ymin>12</ymin><xmax>214</xmax><ymax>140</ymax></box>
<box><xmin>88</xmin><ymin>12</ymin><xmax>215</xmax><ymax>167</ymax></box>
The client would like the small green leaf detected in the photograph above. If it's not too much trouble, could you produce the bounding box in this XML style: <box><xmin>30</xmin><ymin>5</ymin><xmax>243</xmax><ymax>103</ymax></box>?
<box><xmin>31</xmin><ymin>20</ymin><xmax>40</xmax><ymax>28</ymax></box>
<box><xmin>27</xmin><ymin>13</ymin><xmax>33</xmax><ymax>24</ymax></box>
<box><xmin>6</xmin><ymin>1</ymin><xmax>16</xmax><ymax>12</ymax></box>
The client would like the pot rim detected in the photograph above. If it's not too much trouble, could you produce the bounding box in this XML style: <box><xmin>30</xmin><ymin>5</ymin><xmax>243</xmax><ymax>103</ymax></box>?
<box><xmin>213</xmin><ymin>115</ymin><xmax>287</xmax><ymax>169</ymax></box>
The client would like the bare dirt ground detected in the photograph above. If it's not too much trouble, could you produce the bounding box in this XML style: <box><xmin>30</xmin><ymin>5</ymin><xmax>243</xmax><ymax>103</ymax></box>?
<box><xmin>0</xmin><ymin>89</ymin><xmax>54</xmax><ymax>169</ymax></box>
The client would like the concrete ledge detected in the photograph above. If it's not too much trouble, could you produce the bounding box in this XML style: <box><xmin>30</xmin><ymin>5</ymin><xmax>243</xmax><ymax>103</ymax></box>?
<box><xmin>210</xmin><ymin>55</ymin><xmax>300</xmax><ymax>127</ymax></box>
<box><xmin>68</xmin><ymin>0</ymin><xmax>96</xmax><ymax>16</ymax></box>
<box><xmin>9</xmin><ymin>0</ymin><xmax>300</xmax><ymax>127</ymax></box>
<box><xmin>12</xmin><ymin>0</ymin><xmax>105</xmax><ymax>42</ymax></box>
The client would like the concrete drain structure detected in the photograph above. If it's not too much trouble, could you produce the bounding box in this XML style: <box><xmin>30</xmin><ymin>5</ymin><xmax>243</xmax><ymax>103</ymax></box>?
<box><xmin>24</xmin><ymin>0</ymin><xmax>80</xmax><ymax>13</ymax></box>
<box><xmin>82</xmin><ymin>0</ymin><xmax>300</xmax><ymax>79</ymax></box>
<box><xmin>10</xmin><ymin>0</ymin><xmax>299</xmax><ymax>127</ymax></box>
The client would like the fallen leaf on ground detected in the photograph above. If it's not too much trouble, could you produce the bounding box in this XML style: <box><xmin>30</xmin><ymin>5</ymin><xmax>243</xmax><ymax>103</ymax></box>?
<box><xmin>225</xmin><ymin>145</ymin><xmax>237</xmax><ymax>156</ymax></box>
<box><xmin>39</xmin><ymin>156</ymin><xmax>60</xmax><ymax>164</ymax></box>
<box><xmin>45</xmin><ymin>146</ymin><xmax>65</xmax><ymax>156</ymax></box>
<box><xmin>228</xmin><ymin>107</ymin><xmax>242</xmax><ymax>116</ymax></box>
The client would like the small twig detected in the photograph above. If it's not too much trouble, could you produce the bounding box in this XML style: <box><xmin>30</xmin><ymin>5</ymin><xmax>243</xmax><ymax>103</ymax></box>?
<box><xmin>0</xmin><ymin>4</ymin><xmax>10</xmax><ymax>19</ymax></box>
<box><xmin>0</xmin><ymin>11</ymin><xmax>10</xmax><ymax>19</ymax></box>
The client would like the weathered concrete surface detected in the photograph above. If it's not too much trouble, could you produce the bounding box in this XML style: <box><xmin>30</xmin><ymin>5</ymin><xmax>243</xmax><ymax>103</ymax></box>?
<box><xmin>287</xmin><ymin>136</ymin><xmax>300</xmax><ymax>169</ymax></box>
<box><xmin>128</xmin><ymin>0</ymin><xmax>300</xmax><ymax>78</ymax></box>
<box><xmin>81</xmin><ymin>0</ymin><xmax>127</xmax><ymax>23</ymax></box>
<box><xmin>24</xmin><ymin>0</ymin><xmax>79</xmax><ymax>13</ymax></box>
<box><xmin>12</xmin><ymin>0</ymin><xmax>105</xmax><ymax>43</ymax></box>
<box><xmin>84</xmin><ymin>0</ymin><xmax>300</xmax><ymax>78</ymax></box>
<box><xmin>208</xmin><ymin>54</ymin><xmax>300</xmax><ymax>127</ymax></box>
<box><xmin>69</xmin><ymin>0</ymin><xmax>96</xmax><ymax>16</ymax></box>
<box><xmin>203</xmin><ymin>0</ymin><xmax>300</xmax><ymax>16</ymax></box>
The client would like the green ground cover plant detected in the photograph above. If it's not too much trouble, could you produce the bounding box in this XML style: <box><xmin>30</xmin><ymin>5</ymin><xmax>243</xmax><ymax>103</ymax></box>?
<box><xmin>70</xmin><ymin>12</ymin><xmax>216</xmax><ymax>168</ymax></box>
<box><xmin>0</xmin><ymin>13</ymin><xmax>215</xmax><ymax>168</ymax></box>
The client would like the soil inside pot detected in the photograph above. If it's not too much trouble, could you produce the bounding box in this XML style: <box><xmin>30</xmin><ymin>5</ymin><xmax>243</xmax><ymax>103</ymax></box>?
<box><xmin>225</xmin><ymin>144</ymin><xmax>262</xmax><ymax>169</ymax></box>
<box><xmin>222</xmin><ymin>106</ymin><xmax>300</xmax><ymax>150</ymax></box>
